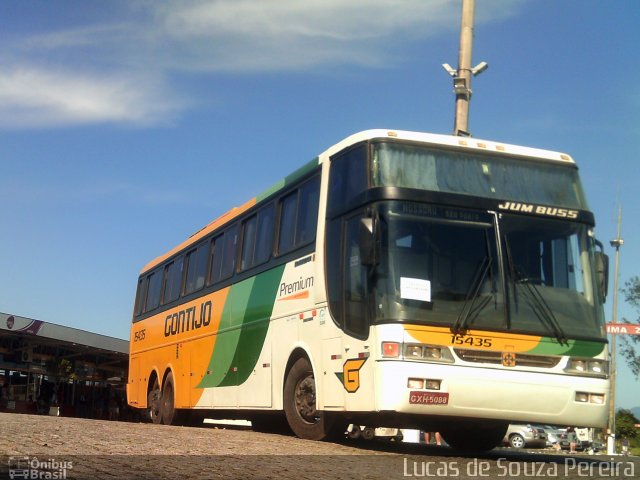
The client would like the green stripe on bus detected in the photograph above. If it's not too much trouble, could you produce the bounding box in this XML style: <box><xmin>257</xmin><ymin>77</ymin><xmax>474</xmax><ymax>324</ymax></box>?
<box><xmin>527</xmin><ymin>338</ymin><xmax>605</xmax><ymax>357</ymax></box>
<box><xmin>197</xmin><ymin>265</ymin><xmax>285</xmax><ymax>389</ymax></box>
<box><xmin>222</xmin><ymin>265</ymin><xmax>286</xmax><ymax>386</ymax></box>
<box><xmin>255</xmin><ymin>157</ymin><xmax>319</xmax><ymax>203</ymax></box>
<box><xmin>196</xmin><ymin>280</ymin><xmax>252</xmax><ymax>388</ymax></box>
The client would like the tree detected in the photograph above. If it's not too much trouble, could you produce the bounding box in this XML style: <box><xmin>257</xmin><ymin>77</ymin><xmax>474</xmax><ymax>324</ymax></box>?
<box><xmin>45</xmin><ymin>358</ymin><xmax>77</xmax><ymax>404</ymax></box>
<box><xmin>615</xmin><ymin>409</ymin><xmax>639</xmax><ymax>443</ymax></box>
<box><xmin>620</xmin><ymin>276</ymin><xmax>640</xmax><ymax>377</ymax></box>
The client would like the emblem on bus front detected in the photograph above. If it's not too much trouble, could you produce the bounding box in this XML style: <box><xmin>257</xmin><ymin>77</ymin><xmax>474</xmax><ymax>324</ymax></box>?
<box><xmin>335</xmin><ymin>358</ymin><xmax>368</xmax><ymax>393</ymax></box>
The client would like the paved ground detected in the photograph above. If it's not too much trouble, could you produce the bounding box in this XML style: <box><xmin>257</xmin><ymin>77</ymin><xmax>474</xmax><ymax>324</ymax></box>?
<box><xmin>1</xmin><ymin>413</ymin><xmax>638</xmax><ymax>480</ymax></box>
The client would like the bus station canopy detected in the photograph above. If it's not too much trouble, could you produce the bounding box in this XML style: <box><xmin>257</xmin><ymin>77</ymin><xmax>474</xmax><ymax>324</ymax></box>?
<box><xmin>0</xmin><ymin>311</ymin><xmax>128</xmax><ymax>383</ymax></box>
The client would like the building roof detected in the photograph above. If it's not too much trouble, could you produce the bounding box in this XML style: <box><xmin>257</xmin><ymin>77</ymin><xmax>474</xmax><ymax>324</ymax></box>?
<box><xmin>0</xmin><ymin>312</ymin><xmax>128</xmax><ymax>382</ymax></box>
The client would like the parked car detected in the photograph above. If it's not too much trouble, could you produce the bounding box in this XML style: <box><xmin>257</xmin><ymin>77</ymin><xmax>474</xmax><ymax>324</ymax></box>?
<box><xmin>538</xmin><ymin>425</ymin><xmax>562</xmax><ymax>446</ymax></box>
<box><xmin>502</xmin><ymin>424</ymin><xmax>547</xmax><ymax>449</ymax></box>
<box><xmin>558</xmin><ymin>429</ymin><xmax>585</xmax><ymax>451</ymax></box>
<box><xmin>347</xmin><ymin>425</ymin><xmax>403</xmax><ymax>441</ymax></box>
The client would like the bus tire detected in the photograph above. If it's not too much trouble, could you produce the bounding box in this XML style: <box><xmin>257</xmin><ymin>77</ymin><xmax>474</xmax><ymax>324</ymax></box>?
<box><xmin>362</xmin><ymin>427</ymin><xmax>375</xmax><ymax>440</ymax></box>
<box><xmin>147</xmin><ymin>377</ymin><xmax>162</xmax><ymax>424</ymax></box>
<box><xmin>440</xmin><ymin>420</ymin><xmax>508</xmax><ymax>452</ymax></box>
<box><xmin>160</xmin><ymin>371</ymin><xmax>177</xmax><ymax>425</ymax></box>
<box><xmin>347</xmin><ymin>425</ymin><xmax>362</xmax><ymax>439</ymax></box>
<box><xmin>284</xmin><ymin>357</ymin><xmax>335</xmax><ymax>441</ymax></box>
<box><xmin>251</xmin><ymin>413</ymin><xmax>292</xmax><ymax>434</ymax></box>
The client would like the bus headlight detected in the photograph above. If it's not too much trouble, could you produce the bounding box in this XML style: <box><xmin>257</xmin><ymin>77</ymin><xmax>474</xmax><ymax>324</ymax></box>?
<box><xmin>575</xmin><ymin>392</ymin><xmax>606</xmax><ymax>404</ymax></box>
<box><xmin>404</xmin><ymin>343</ymin><xmax>454</xmax><ymax>364</ymax></box>
<box><xmin>405</xmin><ymin>345</ymin><xmax>423</xmax><ymax>359</ymax></box>
<box><xmin>565</xmin><ymin>358</ymin><xmax>608</xmax><ymax>377</ymax></box>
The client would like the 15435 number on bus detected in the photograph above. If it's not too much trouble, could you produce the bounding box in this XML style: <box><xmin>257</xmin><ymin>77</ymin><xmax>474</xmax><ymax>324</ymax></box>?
<box><xmin>450</xmin><ymin>334</ymin><xmax>492</xmax><ymax>348</ymax></box>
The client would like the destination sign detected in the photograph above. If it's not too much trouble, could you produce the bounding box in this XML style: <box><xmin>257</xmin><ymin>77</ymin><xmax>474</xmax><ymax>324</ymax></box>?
<box><xmin>606</xmin><ymin>323</ymin><xmax>640</xmax><ymax>335</ymax></box>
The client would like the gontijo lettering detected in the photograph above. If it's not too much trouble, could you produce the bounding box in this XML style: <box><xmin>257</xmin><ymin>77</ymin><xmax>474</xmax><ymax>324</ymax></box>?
<box><xmin>164</xmin><ymin>301</ymin><xmax>212</xmax><ymax>337</ymax></box>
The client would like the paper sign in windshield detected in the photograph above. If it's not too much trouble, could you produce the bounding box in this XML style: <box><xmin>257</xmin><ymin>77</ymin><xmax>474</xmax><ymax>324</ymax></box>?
<box><xmin>400</xmin><ymin>277</ymin><xmax>431</xmax><ymax>302</ymax></box>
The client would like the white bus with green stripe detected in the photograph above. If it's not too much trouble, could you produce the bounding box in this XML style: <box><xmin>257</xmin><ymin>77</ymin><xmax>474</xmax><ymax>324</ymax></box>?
<box><xmin>128</xmin><ymin>129</ymin><xmax>610</xmax><ymax>450</ymax></box>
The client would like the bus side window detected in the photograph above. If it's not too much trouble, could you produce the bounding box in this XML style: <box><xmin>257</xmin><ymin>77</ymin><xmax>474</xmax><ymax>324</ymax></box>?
<box><xmin>162</xmin><ymin>256</ymin><xmax>183</xmax><ymax>304</ymax></box>
<box><xmin>134</xmin><ymin>278</ymin><xmax>146</xmax><ymax>317</ymax></box>
<box><xmin>208</xmin><ymin>234</ymin><xmax>223</xmax><ymax>285</ymax></box>
<box><xmin>277</xmin><ymin>176</ymin><xmax>320</xmax><ymax>256</ymax></box>
<box><xmin>144</xmin><ymin>270</ymin><xmax>162</xmax><ymax>313</ymax></box>
<box><xmin>325</xmin><ymin>213</ymin><xmax>369</xmax><ymax>338</ymax></box>
<box><xmin>220</xmin><ymin>224</ymin><xmax>238</xmax><ymax>280</ymax></box>
<box><xmin>241</xmin><ymin>203</ymin><xmax>276</xmax><ymax>271</ymax></box>
<box><xmin>278</xmin><ymin>191</ymin><xmax>297</xmax><ymax>254</ymax></box>
<box><xmin>254</xmin><ymin>204</ymin><xmax>275</xmax><ymax>265</ymax></box>
<box><xmin>343</xmin><ymin>214</ymin><xmax>368</xmax><ymax>338</ymax></box>
<box><xmin>296</xmin><ymin>176</ymin><xmax>320</xmax><ymax>246</ymax></box>
<box><xmin>240</xmin><ymin>214</ymin><xmax>258</xmax><ymax>271</ymax></box>
<box><xmin>184</xmin><ymin>243</ymin><xmax>208</xmax><ymax>295</ymax></box>
<box><xmin>328</xmin><ymin>145</ymin><xmax>367</xmax><ymax>217</ymax></box>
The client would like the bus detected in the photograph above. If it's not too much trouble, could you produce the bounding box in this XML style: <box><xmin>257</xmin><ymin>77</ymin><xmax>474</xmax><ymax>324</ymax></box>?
<box><xmin>127</xmin><ymin>129</ymin><xmax>610</xmax><ymax>450</ymax></box>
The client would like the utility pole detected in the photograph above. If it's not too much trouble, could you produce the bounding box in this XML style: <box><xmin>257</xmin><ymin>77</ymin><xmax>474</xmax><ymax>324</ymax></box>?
<box><xmin>442</xmin><ymin>0</ymin><xmax>487</xmax><ymax>136</ymax></box>
<box><xmin>607</xmin><ymin>205</ymin><xmax>623</xmax><ymax>455</ymax></box>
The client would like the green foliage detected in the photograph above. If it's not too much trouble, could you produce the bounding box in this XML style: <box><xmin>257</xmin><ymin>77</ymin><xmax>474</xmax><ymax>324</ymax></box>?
<box><xmin>615</xmin><ymin>408</ymin><xmax>639</xmax><ymax>442</ymax></box>
<box><xmin>620</xmin><ymin>277</ymin><xmax>640</xmax><ymax>377</ymax></box>
<box><xmin>46</xmin><ymin>358</ymin><xmax>78</xmax><ymax>383</ymax></box>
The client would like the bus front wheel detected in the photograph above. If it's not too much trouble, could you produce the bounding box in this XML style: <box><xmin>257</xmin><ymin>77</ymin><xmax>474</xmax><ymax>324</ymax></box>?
<box><xmin>284</xmin><ymin>357</ymin><xmax>337</xmax><ymax>441</ymax></box>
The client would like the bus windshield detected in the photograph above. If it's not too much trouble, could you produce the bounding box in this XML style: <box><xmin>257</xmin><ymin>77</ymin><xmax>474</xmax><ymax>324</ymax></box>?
<box><xmin>371</xmin><ymin>142</ymin><xmax>588</xmax><ymax>210</ymax></box>
<box><xmin>371</xmin><ymin>202</ymin><xmax>605</xmax><ymax>340</ymax></box>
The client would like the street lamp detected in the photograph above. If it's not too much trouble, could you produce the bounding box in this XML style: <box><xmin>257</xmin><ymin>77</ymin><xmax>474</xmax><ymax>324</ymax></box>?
<box><xmin>607</xmin><ymin>206</ymin><xmax>623</xmax><ymax>455</ymax></box>
<box><xmin>442</xmin><ymin>0</ymin><xmax>488</xmax><ymax>137</ymax></box>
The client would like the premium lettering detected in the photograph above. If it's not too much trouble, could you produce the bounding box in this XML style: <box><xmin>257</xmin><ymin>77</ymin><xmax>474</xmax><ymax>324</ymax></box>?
<box><xmin>279</xmin><ymin>276</ymin><xmax>314</xmax><ymax>297</ymax></box>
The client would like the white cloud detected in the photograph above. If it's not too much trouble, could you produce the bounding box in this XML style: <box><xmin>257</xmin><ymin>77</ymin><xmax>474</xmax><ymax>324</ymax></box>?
<box><xmin>0</xmin><ymin>0</ymin><xmax>525</xmax><ymax>129</ymax></box>
<box><xmin>153</xmin><ymin>0</ymin><xmax>461</xmax><ymax>71</ymax></box>
<box><xmin>0</xmin><ymin>65</ymin><xmax>184</xmax><ymax>128</ymax></box>
<box><xmin>151</xmin><ymin>0</ymin><xmax>524</xmax><ymax>72</ymax></box>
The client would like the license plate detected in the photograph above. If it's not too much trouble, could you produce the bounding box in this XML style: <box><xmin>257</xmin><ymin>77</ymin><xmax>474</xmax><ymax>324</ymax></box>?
<box><xmin>409</xmin><ymin>391</ymin><xmax>449</xmax><ymax>405</ymax></box>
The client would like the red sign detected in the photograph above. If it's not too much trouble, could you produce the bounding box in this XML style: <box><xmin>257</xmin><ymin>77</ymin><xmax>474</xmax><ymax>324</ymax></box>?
<box><xmin>409</xmin><ymin>391</ymin><xmax>449</xmax><ymax>405</ymax></box>
<box><xmin>606</xmin><ymin>323</ymin><xmax>640</xmax><ymax>335</ymax></box>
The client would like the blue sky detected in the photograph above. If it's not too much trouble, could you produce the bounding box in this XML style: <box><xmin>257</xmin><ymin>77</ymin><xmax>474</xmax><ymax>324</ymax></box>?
<box><xmin>0</xmin><ymin>1</ymin><xmax>638</xmax><ymax>410</ymax></box>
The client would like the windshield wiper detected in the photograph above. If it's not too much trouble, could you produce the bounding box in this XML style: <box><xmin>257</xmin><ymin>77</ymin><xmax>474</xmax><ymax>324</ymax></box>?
<box><xmin>451</xmin><ymin>254</ymin><xmax>493</xmax><ymax>335</ymax></box>
<box><xmin>503</xmin><ymin>238</ymin><xmax>568</xmax><ymax>345</ymax></box>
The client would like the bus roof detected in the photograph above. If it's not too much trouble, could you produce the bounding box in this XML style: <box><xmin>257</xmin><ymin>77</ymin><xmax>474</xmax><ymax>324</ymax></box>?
<box><xmin>319</xmin><ymin>129</ymin><xmax>576</xmax><ymax>165</ymax></box>
<box><xmin>140</xmin><ymin>129</ymin><xmax>576</xmax><ymax>274</ymax></box>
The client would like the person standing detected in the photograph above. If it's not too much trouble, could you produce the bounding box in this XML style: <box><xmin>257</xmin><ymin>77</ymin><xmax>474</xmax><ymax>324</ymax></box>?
<box><xmin>621</xmin><ymin>438</ymin><xmax>629</xmax><ymax>456</ymax></box>
<box><xmin>566</xmin><ymin>426</ymin><xmax>577</xmax><ymax>453</ymax></box>
<box><xmin>424</xmin><ymin>431</ymin><xmax>442</xmax><ymax>445</ymax></box>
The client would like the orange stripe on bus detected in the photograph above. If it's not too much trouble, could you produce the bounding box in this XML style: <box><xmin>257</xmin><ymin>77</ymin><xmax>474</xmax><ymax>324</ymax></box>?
<box><xmin>141</xmin><ymin>198</ymin><xmax>257</xmax><ymax>273</ymax></box>
<box><xmin>279</xmin><ymin>290</ymin><xmax>310</xmax><ymax>301</ymax></box>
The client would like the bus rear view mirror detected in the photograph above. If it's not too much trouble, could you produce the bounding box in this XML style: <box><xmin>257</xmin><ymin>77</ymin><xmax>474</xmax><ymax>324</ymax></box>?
<box><xmin>594</xmin><ymin>240</ymin><xmax>609</xmax><ymax>304</ymax></box>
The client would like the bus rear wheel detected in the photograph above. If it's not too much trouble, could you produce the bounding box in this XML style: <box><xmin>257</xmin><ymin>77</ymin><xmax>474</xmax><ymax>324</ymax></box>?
<box><xmin>147</xmin><ymin>378</ymin><xmax>162</xmax><ymax>424</ymax></box>
<box><xmin>160</xmin><ymin>371</ymin><xmax>177</xmax><ymax>425</ymax></box>
<box><xmin>284</xmin><ymin>357</ymin><xmax>338</xmax><ymax>441</ymax></box>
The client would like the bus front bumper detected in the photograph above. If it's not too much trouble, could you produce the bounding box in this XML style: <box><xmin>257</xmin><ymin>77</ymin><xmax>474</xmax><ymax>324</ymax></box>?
<box><xmin>375</xmin><ymin>360</ymin><xmax>609</xmax><ymax>428</ymax></box>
